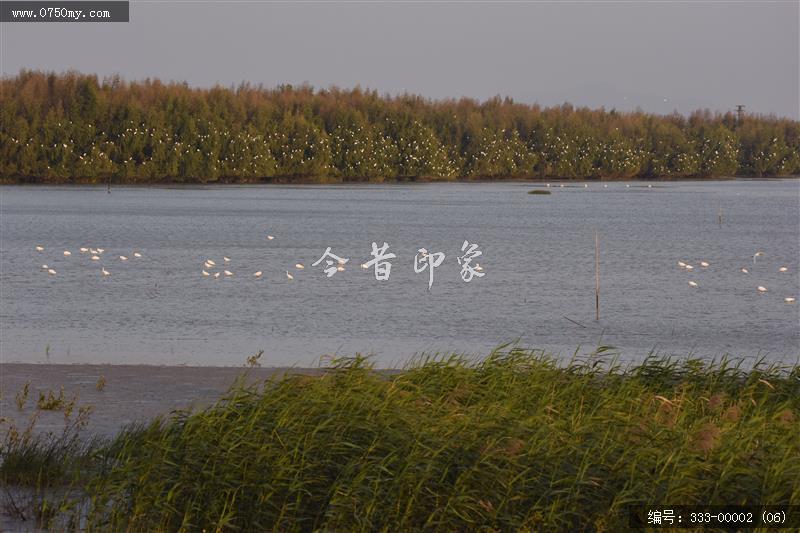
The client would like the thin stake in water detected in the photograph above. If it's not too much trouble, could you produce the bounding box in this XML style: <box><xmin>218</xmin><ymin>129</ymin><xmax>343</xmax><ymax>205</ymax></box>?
<box><xmin>595</xmin><ymin>229</ymin><xmax>600</xmax><ymax>321</ymax></box>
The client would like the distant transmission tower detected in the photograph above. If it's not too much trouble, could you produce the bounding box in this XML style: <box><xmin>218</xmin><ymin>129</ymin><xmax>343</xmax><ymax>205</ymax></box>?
<box><xmin>735</xmin><ymin>104</ymin><xmax>746</xmax><ymax>126</ymax></box>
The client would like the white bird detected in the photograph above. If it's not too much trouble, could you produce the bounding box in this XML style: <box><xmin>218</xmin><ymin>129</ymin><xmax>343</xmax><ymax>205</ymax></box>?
<box><xmin>678</xmin><ymin>261</ymin><xmax>687</xmax><ymax>268</ymax></box>
<box><xmin>546</xmin><ymin>183</ymin><xmax>551</xmax><ymax>187</ymax></box>
<box><xmin>688</xmin><ymin>281</ymin><xmax>698</xmax><ymax>288</ymax></box>
<box><xmin>223</xmin><ymin>256</ymin><xmax>231</xmax><ymax>263</ymax></box>
<box><xmin>214</xmin><ymin>272</ymin><xmax>220</xmax><ymax>279</ymax></box>
<box><xmin>204</xmin><ymin>262</ymin><xmax>213</xmax><ymax>269</ymax></box>
<box><xmin>778</xmin><ymin>266</ymin><xmax>788</xmax><ymax>273</ymax></box>
<box><xmin>97</xmin><ymin>248</ymin><xmax>105</xmax><ymax>254</ymax></box>
<box><xmin>474</xmin><ymin>264</ymin><xmax>484</xmax><ymax>272</ymax></box>
<box><xmin>101</xmin><ymin>268</ymin><xmax>110</xmax><ymax>276</ymax></box>
<box><xmin>295</xmin><ymin>263</ymin><xmax>305</xmax><ymax>270</ymax></box>
<box><xmin>267</xmin><ymin>235</ymin><xmax>275</xmax><ymax>240</ymax></box>
<box><xmin>133</xmin><ymin>252</ymin><xmax>142</xmax><ymax>258</ymax></box>
<box><xmin>560</xmin><ymin>184</ymin><xmax>564</xmax><ymax>188</ymax></box>
<box><xmin>79</xmin><ymin>247</ymin><xmax>88</xmax><ymax>253</ymax></box>
<box><xmin>224</xmin><ymin>270</ymin><xmax>233</xmax><ymax>276</ymax></box>
<box><xmin>700</xmin><ymin>261</ymin><xmax>709</xmax><ymax>267</ymax></box>
<box><xmin>757</xmin><ymin>286</ymin><xmax>767</xmax><ymax>294</ymax></box>
<box><xmin>41</xmin><ymin>264</ymin><xmax>48</xmax><ymax>270</ymax></box>
<box><xmin>89</xmin><ymin>248</ymin><xmax>98</xmax><ymax>254</ymax></box>
<box><xmin>337</xmin><ymin>265</ymin><xmax>345</xmax><ymax>272</ymax></box>
<box><xmin>286</xmin><ymin>271</ymin><xmax>294</xmax><ymax>280</ymax></box>
<box><xmin>206</xmin><ymin>259</ymin><xmax>216</xmax><ymax>266</ymax></box>
<box><xmin>753</xmin><ymin>251</ymin><xmax>764</xmax><ymax>264</ymax></box>
<box><xmin>626</xmin><ymin>184</ymin><xmax>630</xmax><ymax>188</ymax></box>
<box><xmin>63</xmin><ymin>250</ymin><xmax>71</xmax><ymax>256</ymax></box>
<box><xmin>584</xmin><ymin>184</ymin><xmax>588</xmax><ymax>188</ymax></box>
<box><xmin>91</xmin><ymin>255</ymin><xmax>100</xmax><ymax>261</ymax></box>
<box><xmin>254</xmin><ymin>271</ymin><xmax>262</xmax><ymax>277</ymax></box>
<box><xmin>360</xmin><ymin>263</ymin><xmax>368</xmax><ymax>269</ymax></box>
<box><xmin>647</xmin><ymin>184</ymin><xmax>653</xmax><ymax>188</ymax></box>
<box><xmin>47</xmin><ymin>268</ymin><xmax>56</xmax><ymax>275</ymax></box>
<box><xmin>337</xmin><ymin>258</ymin><xmax>347</xmax><ymax>265</ymax></box>
<box><xmin>119</xmin><ymin>255</ymin><xmax>128</xmax><ymax>261</ymax></box>
<box><xmin>785</xmin><ymin>297</ymin><xmax>796</xmax><ymax>304</ymax></box>
<box><xmin>741</xmin><ymin>267</ymin><xmax>749</xmax><ymax>274</ymax></box>
<box><xmin>685</xmin><ymin>265</ymin><xmax>694</xmax><ymax>271</ymax></box>
<box><xmin>35</xmin><ymin>246</ymin><xmax>44</xmax><ymax>252</ymax></box>
<box><xmin>202</xmin><ymin>270</ymin><xmax>210</xmax><ymax>276</ymax></box>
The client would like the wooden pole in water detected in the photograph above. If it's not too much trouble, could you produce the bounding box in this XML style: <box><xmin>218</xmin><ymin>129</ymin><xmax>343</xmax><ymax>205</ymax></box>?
<box><xmin>595</xmin><ymin>229</ymin><xmax>600</xmax><ymax>321</ymax></box>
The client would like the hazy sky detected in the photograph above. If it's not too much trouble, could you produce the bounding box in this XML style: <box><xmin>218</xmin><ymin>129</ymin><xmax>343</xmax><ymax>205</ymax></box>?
<box><xmin>2</xmin><ymin>1</ymin><xmax>798</xmax><ymax>118</ymax></box>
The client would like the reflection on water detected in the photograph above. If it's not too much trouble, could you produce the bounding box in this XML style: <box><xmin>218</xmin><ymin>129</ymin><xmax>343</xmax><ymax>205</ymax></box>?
<box><xmin>1</xmin><ymin>180</ymin><xmax>798</xmax><ymax>366</ymax></box>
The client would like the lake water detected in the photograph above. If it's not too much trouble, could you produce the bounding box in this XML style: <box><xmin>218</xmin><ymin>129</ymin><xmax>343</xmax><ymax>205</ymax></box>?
<box><xmin>1</xmin><ymin>181</ymin><xmax>798</xmax><ymax>367</ymax></box>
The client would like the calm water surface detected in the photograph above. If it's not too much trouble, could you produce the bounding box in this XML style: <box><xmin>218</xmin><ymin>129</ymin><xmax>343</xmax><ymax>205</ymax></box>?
<box><xmin>1</xmin><ymin>181</ymin><xmax>798</xmax><ymax>366</ymax></box>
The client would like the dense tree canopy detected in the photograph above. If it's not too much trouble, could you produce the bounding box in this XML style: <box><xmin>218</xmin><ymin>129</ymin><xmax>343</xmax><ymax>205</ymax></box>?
<box><xmin>1</xmin><ymin>71</ymin><xmax>798</xmax><ymax>183</ymax></box>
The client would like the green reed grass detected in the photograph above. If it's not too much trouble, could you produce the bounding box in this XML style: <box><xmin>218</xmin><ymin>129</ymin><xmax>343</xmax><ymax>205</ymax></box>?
<box><xmin>4</xmin><ymin>346</ymin><xmax>799</xmax><ymax>531</ymax></box>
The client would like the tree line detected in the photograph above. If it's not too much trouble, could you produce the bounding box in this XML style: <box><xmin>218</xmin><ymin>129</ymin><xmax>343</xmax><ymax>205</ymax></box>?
<box><xmin>1</xmin><ymin>70</ymin><xmax>798</xmax><ymax>183</ymax></box>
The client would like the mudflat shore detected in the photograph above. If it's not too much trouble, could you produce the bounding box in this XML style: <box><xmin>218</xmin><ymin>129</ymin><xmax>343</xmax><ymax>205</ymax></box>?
<box><xmin>1</xmin><ymin>363</ymin><xmax>315</xmax><ymax>438</ymax></box>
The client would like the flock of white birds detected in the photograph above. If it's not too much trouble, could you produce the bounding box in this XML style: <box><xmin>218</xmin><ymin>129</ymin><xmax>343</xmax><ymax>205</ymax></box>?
<box><xmin>36</xmin><ymin>245</ymin><xmax>142</xmax><ymax>277</ymax></box>
<box><xmin>33</xmin><ymin>233</ymin><xmax>354</xmax><ymax>283</ymax></box>
<box><xmin>544</xmin><ymin>183</ymin><xmax>652</xmax><ymax>189</ymax></box>
<box><xmin>678</xmin><ymin>252</ymin><xmax>796</xmax><ymax>304</ymax></box>
<box><xmin>33</xmin><ymin>237</ymin><xmax>797</xmax><ymax>305</ymax></box>
<box><xmin>196</xmin><ymin>234</ymin><xmax>328</xmax><ymax>281</ymax></box>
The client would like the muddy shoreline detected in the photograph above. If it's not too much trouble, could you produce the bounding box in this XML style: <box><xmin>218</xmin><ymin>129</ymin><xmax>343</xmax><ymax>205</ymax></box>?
<box><xmin>0</xmin><ymin>363</ymin><xmax>318</xmax><ymax>438</ymax></box>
